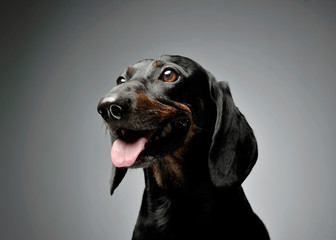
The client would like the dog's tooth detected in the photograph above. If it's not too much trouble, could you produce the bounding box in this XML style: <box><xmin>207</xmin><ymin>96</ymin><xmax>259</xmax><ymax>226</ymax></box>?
<box><xmin>166</xmin><ymin>123</ymin><xmax>172</xmax><ymax>133</ymax></box>
<box><xmin>163</xmin><ymin>126</ymin><xmax>169</xmax><ymax>133</ymax></box>
<box><xmin>161</xmin><ymin>130</ymin><xmax>167</xmax><ymax>138</ymax></box>
<box><xmin>155</xmin><ymin>136</ymin><xmax>160</xmax><ymax>141</ymax></box>
<box><xmin>163</xmin><ymin>123</ymin><xmax>172</xmax><ymax>134</ymax></box>
<box><xmin>121</xmin><ymin>129</ymin><xmax>125</xmax><ymax>136</ymax></box>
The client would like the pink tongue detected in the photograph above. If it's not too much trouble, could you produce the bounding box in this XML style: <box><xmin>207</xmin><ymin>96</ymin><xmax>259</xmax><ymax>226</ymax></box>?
<box><xmin>111</xmin><ymin>137</ymin><xmax>149</xmax><ymax>167</ymax></box>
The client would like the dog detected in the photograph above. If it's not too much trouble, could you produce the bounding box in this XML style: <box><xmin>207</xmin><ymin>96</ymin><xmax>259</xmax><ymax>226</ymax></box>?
<box><xmin>97</xmin><ymin>55</ymin><xmax>269</xmax><ymax>239</ymax></box>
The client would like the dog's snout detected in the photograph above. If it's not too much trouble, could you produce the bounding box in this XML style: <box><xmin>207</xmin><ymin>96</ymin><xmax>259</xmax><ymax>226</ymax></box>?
<box><xmin>97</xmin><ymin>100</ymin><xmax>125</xmax><ymax>121</ymax></box>
<box><xmin>97</xmin><ymin>80</ymin><xmax>146</xmax><ymax>122</ymax></box>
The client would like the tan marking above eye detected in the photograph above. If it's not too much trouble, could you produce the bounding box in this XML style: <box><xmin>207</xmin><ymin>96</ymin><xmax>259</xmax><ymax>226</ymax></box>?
<box><xmin>126</xmin><ymin>67</ymin><xmax>133</xmax><ymax>75</ymax></box>
<box><xmin>153</xmin><ymin>60</ymin><xmax>162</xmax><ymax>67</ymax></box>
<box><xmin>162</xmin><ymin>69</ymin><xmax>178</xmax><ymax>82</ymax></box>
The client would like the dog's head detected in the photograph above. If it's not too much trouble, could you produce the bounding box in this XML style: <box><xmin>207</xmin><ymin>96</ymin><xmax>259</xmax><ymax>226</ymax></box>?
<box><xmin>97</xmin><ymin>55</ymin><xmax>258</xmax><ymax>194</ymax></box>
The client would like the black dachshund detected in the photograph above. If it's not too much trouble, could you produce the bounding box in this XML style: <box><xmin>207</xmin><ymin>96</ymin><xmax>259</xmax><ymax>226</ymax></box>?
<box><xmin>97</xmin><ymin>55</ymin><xmax>269</xmax><ymax>240</ymax></box>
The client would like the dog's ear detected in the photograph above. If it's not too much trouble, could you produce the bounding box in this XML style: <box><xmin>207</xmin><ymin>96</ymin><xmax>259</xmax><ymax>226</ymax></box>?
<box><xmin>109</xmin><ymin>133</ymin><xmax>128</xmax><ymax>195</ymax></box>
<box><xmin>208</xmin><ymin>77</ymin><xmax>258</xmax><ymax>188</ymax></box>
<box><xmin>110</xmin><ymin>166</ymin><xmax>128</xmax><ymax>195</ymax></box>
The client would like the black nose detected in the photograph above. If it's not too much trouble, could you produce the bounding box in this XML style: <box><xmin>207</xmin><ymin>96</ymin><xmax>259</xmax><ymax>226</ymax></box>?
<box><xmin>109</xmin><ymin>104</ymin><xmax>123</xmax><ymax>120</ymax></box>
<box><xmin>97</xmin><ymin>102</ymin><xmax>124</xmax><ymax>121</ymax></box>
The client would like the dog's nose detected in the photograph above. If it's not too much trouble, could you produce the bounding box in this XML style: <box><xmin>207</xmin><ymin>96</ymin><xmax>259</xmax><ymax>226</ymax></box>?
<box><xmin>98</xmin><ymin>81</ymin><xmax>141</xmax><ymax>121</ymax></box>
<box><xmin>109</xmin><ymin>104</ymin><xmax>123</xmax><ymax>120</ymax></box>
<box><xmin>97</xmin><ymin>100</ymin><xmax>125</xmax><ymax>121</ymax></box>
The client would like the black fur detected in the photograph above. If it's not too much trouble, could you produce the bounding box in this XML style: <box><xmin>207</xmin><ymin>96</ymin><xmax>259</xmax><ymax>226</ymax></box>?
<box><xmin>97</xmin><ymin>55</ymin><xmax>269</xmax><ymax>239</ymax></box>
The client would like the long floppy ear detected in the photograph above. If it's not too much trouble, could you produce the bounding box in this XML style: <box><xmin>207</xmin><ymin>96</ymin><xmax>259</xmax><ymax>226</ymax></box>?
<box><xmin>208</xmin><ymin>78</ymin><xmax>258</xmax><ymax>188</ymax></box>
<box><xmin>110</xmin><ymin>166</ymin><xmax>127</xmax><ymax>195</ymax></box>
<box><xmin>109</xmin><ymin>133</ymin><xmax>128</xmax><ymax>195</ymax></box>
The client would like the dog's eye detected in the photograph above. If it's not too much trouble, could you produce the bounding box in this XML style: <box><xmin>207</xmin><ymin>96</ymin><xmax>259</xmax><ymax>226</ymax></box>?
<box><xmin>160</xmin><ymin>69</ymin><xmax>179</xmax><ymax>82</ymax></box>
<box><xmin>116</xmin><ymin>77</ymin><xmax>126</xmax><ymax>85</ymax></box>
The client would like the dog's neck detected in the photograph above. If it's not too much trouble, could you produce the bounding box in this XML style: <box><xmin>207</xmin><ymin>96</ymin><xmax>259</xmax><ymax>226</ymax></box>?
<box><xmin>138</xmin><ymin>167</ymin><xmax>252</xmax><ymax>239</ymax></box>
<box><xmin>134</xmin><ymin>129</ymin><xmax>260</xmax><ymax>239</ymax></box>
<box><xmin>146</xmin><ymin>128</ymin><xmax>214</xmax><ymax>189</ymax></box>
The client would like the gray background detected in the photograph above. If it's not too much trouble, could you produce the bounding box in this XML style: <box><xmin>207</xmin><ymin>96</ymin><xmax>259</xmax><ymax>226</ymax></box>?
<box><xmin>1</xmin><ymin>0</ymin><xmax>336</xmax><ymax>239</ymax></box>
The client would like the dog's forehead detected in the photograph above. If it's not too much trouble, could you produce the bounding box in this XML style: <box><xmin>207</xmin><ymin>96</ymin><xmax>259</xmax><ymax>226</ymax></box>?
<box><xmin>124</xmin><ymin>55</ymin><xmax>198</xmax><ymax>78</ymax></box>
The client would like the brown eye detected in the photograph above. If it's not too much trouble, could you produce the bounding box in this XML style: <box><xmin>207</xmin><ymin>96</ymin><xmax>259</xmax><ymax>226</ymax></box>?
<box><xmin>116</xmin><ymin>77</ymin><xmax>126</xmax><ymax>85</ymax></box>
<box><xmin>161</xmin><ymin>69</ymin><xmax>179</xmax><ymax>82</ymax></box>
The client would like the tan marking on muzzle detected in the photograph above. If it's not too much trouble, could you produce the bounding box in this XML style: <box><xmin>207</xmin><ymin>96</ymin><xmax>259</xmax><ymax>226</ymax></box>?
<box><xmin>135</xmin><ymin>90</ymin><xmax>179</xmax><ymax>123</ymax></box>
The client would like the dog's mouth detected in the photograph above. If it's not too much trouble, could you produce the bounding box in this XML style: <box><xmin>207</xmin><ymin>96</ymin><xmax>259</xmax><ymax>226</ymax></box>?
<box><xmin>111</xmin><ymin>118</ymin><xmax>191</xmax><ymax>168</ymax></box>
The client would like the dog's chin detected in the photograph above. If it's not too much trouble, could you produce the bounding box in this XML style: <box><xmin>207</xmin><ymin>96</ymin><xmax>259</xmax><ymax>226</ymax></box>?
<box><xmin>129</xmin><ymin>155</ymin><xmax>158</xmax><ymax>168</ymax></box>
